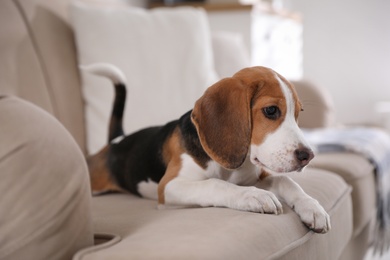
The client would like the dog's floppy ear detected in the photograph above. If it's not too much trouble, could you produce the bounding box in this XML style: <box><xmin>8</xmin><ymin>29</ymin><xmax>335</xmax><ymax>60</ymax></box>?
<box><xmin>191</xmin><ymin>77</ymin><xmax>254</xmax><ymax>170</ymax></box>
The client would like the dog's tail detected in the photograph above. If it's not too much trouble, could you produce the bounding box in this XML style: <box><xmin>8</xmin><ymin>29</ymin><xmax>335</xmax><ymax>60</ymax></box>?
<box><xmin>80</xmin><ymin>63</ymin><xmax>127</xmax><ymax>143</ymax></box>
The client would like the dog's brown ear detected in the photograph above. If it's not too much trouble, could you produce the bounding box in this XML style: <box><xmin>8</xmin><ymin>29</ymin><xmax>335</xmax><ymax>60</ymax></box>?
<box><xmin>191</xmin><ymin>78</ymin><xmax>253</xmax><ymax>170</ymax></box>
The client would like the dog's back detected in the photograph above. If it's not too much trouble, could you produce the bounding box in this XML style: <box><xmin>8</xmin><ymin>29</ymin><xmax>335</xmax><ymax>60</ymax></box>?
<box><xmin>107</xmin><ymin>122</ymin><xmax>176</xmax><ymax>196</ymax></box>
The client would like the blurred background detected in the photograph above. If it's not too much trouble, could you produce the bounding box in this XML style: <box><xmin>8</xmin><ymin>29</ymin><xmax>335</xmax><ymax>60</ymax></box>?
<box><xmin>201</xmin><ymin>0</ymin><xmax>390</xmax><ymax>128</ymax></box>
<box><xmin>288</xmin><ymin>0</ymin><xmax>390</xmax><ymax>128</ymax></box>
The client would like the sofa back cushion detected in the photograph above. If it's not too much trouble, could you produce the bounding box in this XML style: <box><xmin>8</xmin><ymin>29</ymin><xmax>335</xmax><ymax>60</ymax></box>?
<box><xmin>71</xmin><ymin>1</ymin><xmax>219</xmax><ymax>154</ymax></box>
<box><xmin>0</xmin><ymin>0</ymin><xmax>89</xmax><ymax>153</ymax></box>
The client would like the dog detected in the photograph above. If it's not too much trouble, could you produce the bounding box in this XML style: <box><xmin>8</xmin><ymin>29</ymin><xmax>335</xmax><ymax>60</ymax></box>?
<box><xmin>84</xmin><ymin>63</ymin><xmax>331</xmax><ymax>234</ymax></box>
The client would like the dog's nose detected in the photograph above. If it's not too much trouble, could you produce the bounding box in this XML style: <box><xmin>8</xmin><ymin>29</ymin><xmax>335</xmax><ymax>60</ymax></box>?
<box><xmin>294</xmin><ymin>147</ymin><xmax>314</xmax><ymax>167</ymax></box>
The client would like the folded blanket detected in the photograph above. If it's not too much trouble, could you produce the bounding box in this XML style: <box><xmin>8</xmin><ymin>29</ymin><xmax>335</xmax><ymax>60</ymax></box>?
<box><xmin>303</xmin><ymin>127</ymin><xmax>390</xmax><ymax>255</ymax></box>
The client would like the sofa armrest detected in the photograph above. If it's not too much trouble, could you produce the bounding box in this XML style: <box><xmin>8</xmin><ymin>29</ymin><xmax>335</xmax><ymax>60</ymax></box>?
<box><xmin>292</xmin><ymin>80</ymin><xmax>336</xmax><ymax>129</ymax></box>
<box><xmin>0</xmin><ymin>96</ymin><xmax>93</xmax><ymax>259</ymax></box>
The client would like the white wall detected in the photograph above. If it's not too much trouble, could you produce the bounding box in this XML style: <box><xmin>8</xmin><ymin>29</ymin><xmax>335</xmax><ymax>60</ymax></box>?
<box><xmin>288</xmin><ymin>0</ymin><xmax>390</xmax><ymax>126</ymax></box>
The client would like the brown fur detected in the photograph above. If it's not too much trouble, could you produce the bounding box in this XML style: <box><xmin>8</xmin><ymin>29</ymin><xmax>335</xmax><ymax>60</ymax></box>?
<box><xmin>158</xmin><ymin>128</ymin><xmax>185</xmax><ymax>204</ymax></box>
<box><xmin>87</xmin><ymin>146</ymin><xmax>123</xmax><ymax>193</ymax></box>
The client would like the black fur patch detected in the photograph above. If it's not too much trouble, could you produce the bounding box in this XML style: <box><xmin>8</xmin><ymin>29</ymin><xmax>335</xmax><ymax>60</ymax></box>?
<box><xmin>108</xmin><ymin>121</ymin><xmax>176</xmax><ymax>196</ymax></box>
<box><xmin>180</xmin><ymin>110</ymin><xmax>210</xmax><ymax>168</ymax></box>
<box><xmin>107</xmin><ymin>110</ymin><xmax>211</xmax><ymax>196</ymax></box>
<box><xmin>109</xmin><ymin>83</ymin><xmax>127</xmax><ymax>142</ymax></box>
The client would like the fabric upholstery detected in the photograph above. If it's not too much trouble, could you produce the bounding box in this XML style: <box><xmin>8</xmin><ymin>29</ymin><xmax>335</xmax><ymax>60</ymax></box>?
<box><xmin>0</xmin><ymin>0</ymin><xmax>87</xmax><ymax>153</ymax></box>
<box><xmin>0</xmin><ymin>0</ymin><xmax>53</xmax><ymax>113</ymax></box>
<box><xmin>211</xmin><ymin>31</ymin><xmax>251</xmax><ymax>79</ymax></box>
<box><xmin>75</xmin><ymin>169</ymin><xmax>352</xmax><ymax>260</ymax></box>
<box><xmin>0</xmin><ymin>0</ymin><xmax>376</xmax><ymax>259</ymax></box>
<box><xmin>340</xmin><ymin>223</ymin><xmax>373</xmax><ymax>260</ymax></box>
<box><xmin>293</xmin><ymin>80</ymin><xmax>335</xmax><ymax>129</ymax></box>
<box><xmin>71</xmin><ymin>0</ymin><xmax>219</xmax><ymax>154</ymax></box>
<box><xmin>0</xmin><ymin>96</ymin><xmax>93</xmax><ymax>259</ymax></box>
<box><xmin>309</xmin><ymin>152</ymin><xmax>376</xmax><ymax>237</ymax></box>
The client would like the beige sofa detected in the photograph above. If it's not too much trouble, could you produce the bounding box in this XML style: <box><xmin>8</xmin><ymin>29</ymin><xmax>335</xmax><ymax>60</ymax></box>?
<box><xmin>0</xmin><ymin>0</ymin><xmax>377</xmax><ymax>259</ymax></box>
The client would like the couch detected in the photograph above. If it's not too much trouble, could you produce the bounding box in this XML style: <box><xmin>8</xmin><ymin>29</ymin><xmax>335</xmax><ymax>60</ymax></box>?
<box><xmin>0</xmin><ymin>0</ymin><xmax>377</xmax><ymax>259</ymax></box>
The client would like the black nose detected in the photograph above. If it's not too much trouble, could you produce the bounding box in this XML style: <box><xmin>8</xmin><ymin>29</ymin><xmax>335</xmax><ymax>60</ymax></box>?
<box><xmin>295</xmin><ymin>147</ymin><xmax>314</xmax><ymax>167</ymax></box>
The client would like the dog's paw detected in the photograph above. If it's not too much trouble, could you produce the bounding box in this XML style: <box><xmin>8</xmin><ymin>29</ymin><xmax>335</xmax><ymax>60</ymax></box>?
<box><xmin>293</xmin><ymin>197</ymin><xmax>331</xmax><ymax>234</ymax></box>
<box><xmin>232</xmin><ymin>187</ymin><xmax>283</xmax><ymax>214</ymax></box>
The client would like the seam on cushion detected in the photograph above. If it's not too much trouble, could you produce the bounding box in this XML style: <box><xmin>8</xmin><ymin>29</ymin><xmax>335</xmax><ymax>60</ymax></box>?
<box><xmin>12</xmin><ymin>0</ymin><xmax>58</xmax><ymax>117</ymax></box>
<box><xmin>322</xmin><ymin>169</ymin><xmax>373</xmax><ymax>183</ymax></box>
<box><xmin>309</xmin><ymin>163</ymin><xmax>374</xmax><ymax>183</ymax></box>
<box><xmin>73</xmin><ymin>233</ymin><xmax>122</xmax><ymax>260</ymax></box>
<box><xmin>353</xmin><ymin>211</ymin><xmax>376</xmax><ymax>239</ymax></box>
<box><xmin>265</xmin><ymin>185</ymin><xmax>352</xmax><ymax>260</ymax></box>
<box><xmin>0</xmin><ymin>142</ymin><xmax>26</xmax><ymax>164</ymax></box>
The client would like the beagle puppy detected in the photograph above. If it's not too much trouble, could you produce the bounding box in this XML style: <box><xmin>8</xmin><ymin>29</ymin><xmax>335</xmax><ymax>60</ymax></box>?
<box><xmin>85</xmin><ymin>63</ymin><xmax>330</xmax><ymax>234</ymax></box>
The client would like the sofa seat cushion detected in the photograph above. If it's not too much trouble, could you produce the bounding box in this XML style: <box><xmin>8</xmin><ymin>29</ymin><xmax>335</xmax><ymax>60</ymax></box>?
<box><xmin>309</xmin><ymin>152</ymin><xmax>376</xmax><ymax>236</ymax></box>
<box><xmin>75</xmin><ymin>169</ymin><xmax>351</xmax><ymax>260</ymax></box>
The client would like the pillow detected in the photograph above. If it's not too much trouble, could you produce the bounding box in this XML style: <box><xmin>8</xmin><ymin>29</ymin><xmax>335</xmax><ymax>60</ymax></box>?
<box><xmin>71</xmin><ymin>0</ymin><xmax>219</xmax><ymax>155</ymax></box>
<box><xmin>211</xmin><ymin>31</ymin><xmax>251</xmax><ymax>79</ymax></box>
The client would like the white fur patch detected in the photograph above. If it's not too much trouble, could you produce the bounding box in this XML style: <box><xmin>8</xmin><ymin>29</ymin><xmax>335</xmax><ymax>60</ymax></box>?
<box><xmin>163</xmin><ymin>161</ymin><xmax>283</xmax><ymax>213</ymax></box>
<box><xmin>111</xmin><ymin>135</ymin><xmax>125</xmax><ymax>144</ymax></box>
<box><xmin>80</xmin><ymin>63</ymin><xmax>127</xmax><ymax>85</ymax></box>
<box><xmin>261</xmin><ymin>174</ymin><xmax>331</xmax><ymax>233</ymax></box>
<box><xmin>162</xmin><ymin>153</ymin><xmax>273</xmax><ymax>211</ymax></box>
<box><xmin>138</xmin><ymin>179</ymin><xmax>158</xmax><ymax>200</ymax></box>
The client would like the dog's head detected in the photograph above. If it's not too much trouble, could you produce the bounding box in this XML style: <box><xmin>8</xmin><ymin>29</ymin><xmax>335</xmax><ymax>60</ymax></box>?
<box><xmin>191</xmin><ymin>66</ymin><xmax>314</xmax><ymax>172</ymax></box>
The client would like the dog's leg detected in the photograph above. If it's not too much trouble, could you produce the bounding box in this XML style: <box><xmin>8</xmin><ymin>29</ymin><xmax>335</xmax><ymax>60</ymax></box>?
<box><xmin>258</xmin><ymin>175</ymin><xmax>331</xmax><ymax>233</ymax></box>
<box><xmin>162</xmin><ymin>177</ymin><xmax>283</xmax><ymax>214</ymax></box>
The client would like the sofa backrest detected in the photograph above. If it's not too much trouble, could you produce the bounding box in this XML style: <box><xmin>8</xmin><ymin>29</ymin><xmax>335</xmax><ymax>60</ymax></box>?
<box><xmin>0</xmin><ymin>0</ymin><xmax>335</xmax><ymax>156</ymax></box>
<box><xmin>0</xmin><ymin>0</ymin><xmax>88</xmax><ymax>153</ymax></box>
<box><xmin>0</xmin><ymin>0</ymin><xmax>155</xmax><ymax>155</ymax></box>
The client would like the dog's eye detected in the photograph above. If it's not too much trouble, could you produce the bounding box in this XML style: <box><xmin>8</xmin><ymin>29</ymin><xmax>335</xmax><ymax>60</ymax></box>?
<box><xmin>263</xmin><ymin>106</ymin><xmax>280</xmax><ymax>120</ymax></box>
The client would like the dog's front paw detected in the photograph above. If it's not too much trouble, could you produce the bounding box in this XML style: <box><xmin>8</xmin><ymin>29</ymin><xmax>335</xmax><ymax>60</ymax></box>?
<box><xmin>293</xmin><ymin>197</ymin><xmax>331</xmax><ymax>234</ymax></box>
<box><xmin>232</xmin><ymin>187</ymin><xmax>283</xmax><ymax>214</ymax></box>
